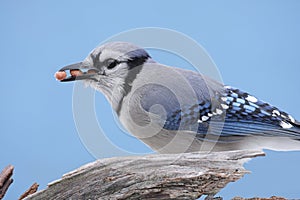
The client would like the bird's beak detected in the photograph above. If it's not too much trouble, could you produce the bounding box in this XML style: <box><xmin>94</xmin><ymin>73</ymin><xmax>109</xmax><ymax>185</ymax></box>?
<box><xmin>59</xmin><ymin>62</ymin><xmax>83</xmax><ymax>71</ymax></box>
<box><xmin>56</xmin><ymin>62</ymin><xmax>99</xmax><ymax>82</ymax></box>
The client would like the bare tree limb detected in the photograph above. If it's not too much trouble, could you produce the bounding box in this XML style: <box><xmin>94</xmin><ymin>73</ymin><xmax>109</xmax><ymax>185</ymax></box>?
<box><xmin>0</xmin><ymin>165</ymin><xmax>14</xmax><ymax>200</ymax></box>
<box><xmin>25</xmin><ymin>150</ymin><xmax>265</xmax><ymax>200</ymax></box>
<box><xmin>19</xmin><ymin>183</ymin><xmax>39</xmax><ymax>200</ymax></box>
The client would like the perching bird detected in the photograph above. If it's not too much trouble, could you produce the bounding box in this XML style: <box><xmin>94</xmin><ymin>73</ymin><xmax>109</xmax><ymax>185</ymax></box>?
<box><xmin>56</xmin><ymin>42</ymin><xmax>300</xmax><ymax>153</ymax></box>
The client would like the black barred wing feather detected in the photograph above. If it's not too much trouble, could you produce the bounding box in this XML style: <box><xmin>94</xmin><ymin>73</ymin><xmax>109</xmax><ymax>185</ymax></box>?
<box><xmin>163</xmin><ymin>86</ymin><xmax>300</xmax><ymax>139</ymax></box>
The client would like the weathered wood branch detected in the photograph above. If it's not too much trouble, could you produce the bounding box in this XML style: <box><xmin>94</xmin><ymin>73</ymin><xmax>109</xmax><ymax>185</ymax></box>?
<box><xmin>25</xmin><ymin>150</ymin><xmax>265</xmax><ymax>200</ymax></box>
<box><xmin>0</xmin><ymin>165</ymin><xmax>14</xmax><ymax>200</ymax></box>
<box><xmin>19</xmin><ymin>183</ymin><xmax>39</xmax><ymax>200</ymax></box>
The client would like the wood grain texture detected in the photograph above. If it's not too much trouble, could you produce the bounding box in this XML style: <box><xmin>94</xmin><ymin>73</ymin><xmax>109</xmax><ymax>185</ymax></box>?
<box><xmin>26</xmin><ymin>150</ymin><xmax>265</xmax><ymax>200</ymax></box>
<box><xmin>0</xmin><ymin>165</ymin><xmax>14</xmax><ymax>200</ymax></box>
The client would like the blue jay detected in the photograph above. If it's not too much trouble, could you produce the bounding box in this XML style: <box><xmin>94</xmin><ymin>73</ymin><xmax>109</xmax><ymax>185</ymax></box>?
<box><xmin>56</xmin><ymin>42</ymin><xmax>300</xmax><ymax>153</ymax></box>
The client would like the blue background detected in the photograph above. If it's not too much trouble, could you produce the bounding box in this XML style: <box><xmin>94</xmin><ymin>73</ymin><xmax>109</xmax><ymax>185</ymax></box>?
<box><xmin>1</xmin><ymin>1</ymin><xmax>300</xmax><ymax>199</ymax></box>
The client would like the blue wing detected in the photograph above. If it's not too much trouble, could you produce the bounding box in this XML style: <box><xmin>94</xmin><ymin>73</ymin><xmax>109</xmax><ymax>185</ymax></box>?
<box><xmin>162</xmin><ymin>86</ymin><xmax>300</xmax><ymax>139</ymax></box>
<box><xmin>138</xmin><ymin>67</ymin><xmax>300</xmax><ymax>140</ymax></box>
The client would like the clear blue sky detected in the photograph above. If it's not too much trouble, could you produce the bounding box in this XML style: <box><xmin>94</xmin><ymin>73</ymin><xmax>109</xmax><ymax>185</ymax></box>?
<box><xmin>1</xmin><ymin>1</ymin><xmax>300</xmax><ymax>199</ymax></box>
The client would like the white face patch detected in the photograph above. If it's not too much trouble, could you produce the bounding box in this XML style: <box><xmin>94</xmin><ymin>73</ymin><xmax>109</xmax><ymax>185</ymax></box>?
<box><xmin>99</xmin><ymin>49</ymin><xmax>127</xmax><ymax>63</ymax></box>
<box><xmin>280</xmin><ymin>121</ymin><xmax>293</xmax><ymax>129</ymax></box>
<box><xmin>197</xmin><ymin>119</ymin><xmax>202</xmax><ymax>123</ymax></box>
<box><xmin>245</xmin><ymin>95</ymin><xmax>258</xmax><ymax>103</ymax></box>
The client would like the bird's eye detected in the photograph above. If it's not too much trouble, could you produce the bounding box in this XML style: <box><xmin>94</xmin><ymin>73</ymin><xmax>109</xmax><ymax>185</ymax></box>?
<box><xmin>107</xmin><ymin>59</ymin><xmax>118</xmax><ymax>69</ymax></box>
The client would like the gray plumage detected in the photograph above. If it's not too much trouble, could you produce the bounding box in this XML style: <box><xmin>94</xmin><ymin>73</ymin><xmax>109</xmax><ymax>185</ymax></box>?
<box><xmin>58</xmin><ymin>42</ymin><xmax>300</xmax><ymax>153</ymax></box>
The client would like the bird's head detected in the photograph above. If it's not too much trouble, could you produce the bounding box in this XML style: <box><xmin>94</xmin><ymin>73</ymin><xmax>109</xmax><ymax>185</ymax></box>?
<box><xmin>56</xmin><ymin>42</ymin><xmax>152</xmax><ymax>108</ymax></box>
